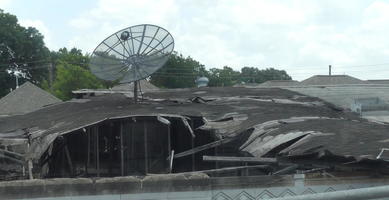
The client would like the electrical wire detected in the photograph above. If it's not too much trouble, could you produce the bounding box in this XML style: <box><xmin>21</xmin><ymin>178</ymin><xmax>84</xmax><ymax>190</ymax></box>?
<box><xmin>1</xmin><ymin>59</ymin><xmax>389</xmax><ymax>78</ymax></box>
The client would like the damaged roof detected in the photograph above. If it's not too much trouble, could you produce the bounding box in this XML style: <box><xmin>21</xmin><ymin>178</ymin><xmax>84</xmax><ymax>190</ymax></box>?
<box><xmin>0</xmin><ymin>87</ymin><xmax>388</xmax><ymax>165</ymax></box>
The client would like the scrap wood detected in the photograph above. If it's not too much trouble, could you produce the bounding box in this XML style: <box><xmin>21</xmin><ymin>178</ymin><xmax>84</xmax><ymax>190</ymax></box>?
<box><xmin>203</xmin><ymin>155</ymin><xmax>277</xmax><ymax>163</ymax></box>
<box><xmin>174</xmin><ymin>137</ymin><xmax>237</xmax><ymax>159</ymax></box>
<box><xmin>179</xmin><ymin>165</ymin><xmax>270</xmax><ymax>175</ymax></box>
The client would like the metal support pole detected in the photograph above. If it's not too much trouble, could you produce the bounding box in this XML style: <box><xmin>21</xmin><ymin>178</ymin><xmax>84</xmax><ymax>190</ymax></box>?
<box><xmin>133</xmin><ymin>81</ymin><xmax>138</xmax><ymax>103</ymax></box>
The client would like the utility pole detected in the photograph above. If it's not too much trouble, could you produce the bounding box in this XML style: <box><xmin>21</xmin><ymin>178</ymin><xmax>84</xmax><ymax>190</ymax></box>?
<box><xmin>329</xmin><ymin>65</ymin><xmax>332</xmax><ymax>76</ymax></box>
<box><xmin>48</xmin><ymin>63</ymin><xmax>54</xmax><ymax>92</ymax></box>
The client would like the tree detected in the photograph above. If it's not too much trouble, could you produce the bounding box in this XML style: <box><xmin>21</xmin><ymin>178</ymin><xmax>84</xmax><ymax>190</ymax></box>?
<box><xmin>149</xmin><ymin>51</ymin><xmax>293</xmax><ymax>88</ymax></box>
<box><xmin>208</xmin><ymin>66</ymin><xmax>240</xmax><ymax>87</ymax></box>
<box><xmin>261</xmin><ymin>68</ymin><xmax>291</xmax><ymax>81</ymax></box>
<box><xmin>41</xmin><ymin>47</ymin><xmax>112</xmax><ymax>100</ymax></box>
<box><xmin>0</xmin><ymin>9</ymin><xmax>50</xmax><ymax>97</ymax></box>
<box><xmin>50</xmin><ymin>47</ymin><xmax>89</xmax><ymax>69</ymax></box>
<box><xmin>150</xmin><ymin>52</ymin><xmax>204</xmax><ymax>88</ymax></box>
<box><xmin>239</xmin><ymin>67</ymin><xmax>292</xmax><ymax>84</ymax></box>
<box><xmin>50</xmin><ymin>64</ymin><xmax>104</xmax><ymax>100</ymax></box>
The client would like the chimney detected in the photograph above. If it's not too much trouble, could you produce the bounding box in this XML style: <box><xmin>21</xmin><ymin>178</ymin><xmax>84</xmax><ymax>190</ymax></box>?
<box><xmin>329</xmin><ymin>65</ymin><xmax>332</xmax><ymax>76</ymax></box>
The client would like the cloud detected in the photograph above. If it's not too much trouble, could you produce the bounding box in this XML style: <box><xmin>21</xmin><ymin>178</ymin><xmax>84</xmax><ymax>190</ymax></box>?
<box><xmin>19</xmin><ymin>19</ymin><xmax>56</xmax><ymax>50</ymax></box>
<box><xmin>0</xmin><ymin>0</ymin><xmax>11</xmax><ymax>9</ymax></box>
<box><xmin>67</xmin><ymin>0</ymin><xmax>389</xmax><ymax>80</ymax></box>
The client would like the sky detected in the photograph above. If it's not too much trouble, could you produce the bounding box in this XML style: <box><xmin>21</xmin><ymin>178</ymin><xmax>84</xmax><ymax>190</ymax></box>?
<box><xmin>2</xmin><ymin>0</ymin><xmax>389</xmax><ymax>80</ymax></box>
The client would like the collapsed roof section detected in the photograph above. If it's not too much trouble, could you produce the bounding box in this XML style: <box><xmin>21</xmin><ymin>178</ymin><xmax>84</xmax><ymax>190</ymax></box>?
<box><xmin>0</xmin><ymin>87</ymin><xmax>389</xmax><ymax>180</ymax></box>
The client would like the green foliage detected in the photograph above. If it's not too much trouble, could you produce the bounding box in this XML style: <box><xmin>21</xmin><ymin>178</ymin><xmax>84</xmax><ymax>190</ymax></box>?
<box><xmin>50</xmin><ymin>47</ymin><xmax>89</xmax><ymax>69</ymax></box>
<box><xmin>45</xmin><ymin>47</ymin><xmax>110</xmax><ymax>100</ymax></box>
<box><xmin>0</xmin><ymin>9</ymin><xmax>293</xmax><ymax>97</ymax></box>
<box><xmin>150</xmin><ymin>52</ymin><xmax>292</xmax><ymax>88</ymax></box>
<box><xmin>150</xmin><ymin>52</ymin><xmax>205</xmax><ymax>88</ymax></box>
<box><xmin>51</xmin><ymin>64</ymin><xmax>103</xmax><ymax>100</ymax></box>
<box><xmin>0</xmin><ymin>9</ymin><xmax>50</xmax><ymax>97</ymax></box>
<box><xmin>208</xmin><ymin>66</ymin><xmax>240</xmax><ymax>87</ymax></box>
<box><xmin>240</xmin><ymin>67</ymin><xmax>292</xmax><ymax>84</ymax></box>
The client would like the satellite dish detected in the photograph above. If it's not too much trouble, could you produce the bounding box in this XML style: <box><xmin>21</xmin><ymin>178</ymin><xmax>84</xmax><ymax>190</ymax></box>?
<box><xmin>89</xmin><ymin>24</ymin><xmax>174</xmax><ymax>102</ymax></box>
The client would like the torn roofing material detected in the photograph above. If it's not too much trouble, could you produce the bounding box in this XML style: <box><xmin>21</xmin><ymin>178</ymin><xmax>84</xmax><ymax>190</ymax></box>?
<box><xmin>0</xmin><ymin>87</ymin><xmax>388</xmax><ymax>172</ymax></box>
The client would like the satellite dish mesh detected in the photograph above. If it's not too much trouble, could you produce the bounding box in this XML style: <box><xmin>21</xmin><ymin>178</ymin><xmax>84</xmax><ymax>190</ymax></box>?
<box><xmin>90</xmin><ymin>24</ymin><xmax>174</xmax><ymax>83</ymax></box>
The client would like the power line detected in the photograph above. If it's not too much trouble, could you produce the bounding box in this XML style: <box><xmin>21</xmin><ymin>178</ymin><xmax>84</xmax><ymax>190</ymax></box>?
<box><xmin>2</xmin><ymin>57</ymin><xmax>389</xmax><ymax>70</ymax></box>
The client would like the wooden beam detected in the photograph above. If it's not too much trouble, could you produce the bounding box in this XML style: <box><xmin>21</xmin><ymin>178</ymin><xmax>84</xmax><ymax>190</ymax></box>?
<box><xmin>157</xmin><ymin>115</ymin><xmax>170</xmax><ymax>126</ymax></box>
<box><xmin>28</xmin><ymin>159</ymin><xmax>33</xmax><ymax>180</ymax></box>
<box><xmin>167</xmin><ymin>125</ymin><xmax>171</xmax><ymax>156</ymax></box>
<box><xmin>130</xmin><ymin>122</ymin><xmax>135</xmax><ymax>171</ymax></box>
<box><xmin>203</xmin><ymin>156</ymin><xmax>277</xmax><ymax>163</ymax></box>
<box><xmin>0</xmin><ymin>153</ymin><xmax>24</xmax><ymax>164</ymax></box>
<box><xmin>27</xmin><ymin>143</ymin><xmax>33</xmax><ymax>180</ymax></box>
<box><xmin>64</xmin><ymin>145</ymin><xmax>74</xmax><ymax>176</ymax></box>
<box><xmin>96</xmin><ymin>126</ymin><xmax>100</xmax><ymax>177</ymax></box>
<box><xmin>273</xmin><ymin>164</ymin><xmax>298</xmax><ymax>175</ymax></box>
<box><xmin>144</xmin><ymin>121</ymin><xmax>148</xmax><ymax>174</ymax></box>
<box><xmin>181</xmin><ymin>118</ymin><xmax>195</xmax><ymax>138</ymax></box>
<box><xmin>120</xmin><ymin>122</ymin><xmax>124</xmax><ymax>176</ymax></box>
<box><xmin>173</xmin><ymin>137</ymin><xmax>237</xmax><ymax>159</ymax></box>
<box><xmin>191</xmin><ymin>120</ymin><xmax>195</xmax><ymax>171</ymax></box>
<box><xmin>169</xmin><ymin>150</ymin><xmax>174</xmax><ymax>173</ymax></box>
<box><xmin>180</xmin><ymin>165</ymin><xmax>270</xmax><ymax>174</ymax></box>
<box><xmin>0</xmin><ymin>148</ymin><xmax>24</xmax><ymax>159</ymax></box>
<box><xmin>86</xmin><ymin>128</ymin><xmax>90</xmax><ymax>175</ymax></box>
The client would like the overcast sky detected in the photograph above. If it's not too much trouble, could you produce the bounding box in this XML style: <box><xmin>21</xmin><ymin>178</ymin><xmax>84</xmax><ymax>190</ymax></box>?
<box><xmin>2</xmin><ymin>0</ymin><xmax>389</xmax><ymax>80</ymax></box>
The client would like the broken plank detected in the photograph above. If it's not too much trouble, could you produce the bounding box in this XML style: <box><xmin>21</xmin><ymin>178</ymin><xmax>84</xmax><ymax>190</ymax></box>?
<box><xmin>173</xmin><ymin>137</ymin><xmax>237</xmax><ymax>159</ymax></box>
<box><xmin>203</xmin><ymin>156</ymin><xmax>277</xmax><ymax>163</ymax></box>
<box><xmin>273</xmin><ymin>164</ymin><xmax>298</xmax><ymax>175</ymax></box>
<box><xmin>0</xmin><ymin>148</ymin><xmax>24</xmax><ymax>159</ymax></box>
<box><xmin>179</xmin><ymin>165</ymin><xmax>270</xmax><ymax>175</ymax></box>
<box><xmin>0</xmin><ymin>154</ymin><xmax>24</xmax><ymax>165</ymax></box>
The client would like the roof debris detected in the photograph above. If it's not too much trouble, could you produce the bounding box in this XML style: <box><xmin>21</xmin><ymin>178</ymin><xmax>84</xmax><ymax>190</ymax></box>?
<box><xmin>0</xmin><ymin>87</ymin><xmax>388</xmax><ymax>180</ymax></box>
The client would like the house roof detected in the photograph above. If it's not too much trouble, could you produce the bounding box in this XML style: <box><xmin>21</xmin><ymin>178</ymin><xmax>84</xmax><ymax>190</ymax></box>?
<box><xmin>301</xmin><ymin>75</ymin><xmax>367</xmax><ymax>86</ymax></box>
<box><xmin>259</xmin><ymin>80</ymin><xmax>300</xmax><ymax>87</ymax></box>
<box><xmin>2</xmin><ymin>86</ymin><xmax>389</xmax><ymax>169</ymax></box>
<box><xmin>0</xmin><ymin>82</ymin><xmax>61</xmax><ymax>116</ymax></box>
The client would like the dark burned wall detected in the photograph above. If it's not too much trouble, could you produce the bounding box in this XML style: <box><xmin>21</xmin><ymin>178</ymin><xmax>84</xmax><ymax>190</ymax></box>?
<box><xmin>39</xmin><ymin>116</ymin><xmax>212</xmax><ymax>178</ymax></box>
<box><xmin>121</xmin><ymin>118</ymin><xmax>169</xmax><ymax>175</ymax></box>
<box><xmin>42</xmin><ymin>117</ymin><xmax>170</xmax><ymax>178</ymax></box>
